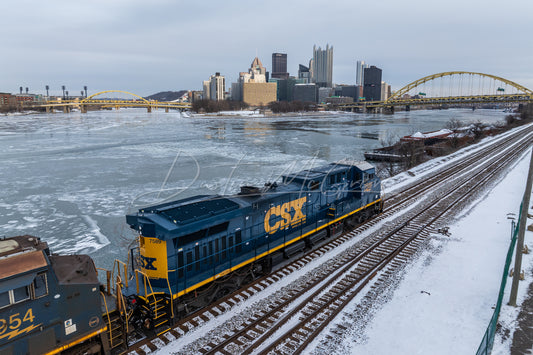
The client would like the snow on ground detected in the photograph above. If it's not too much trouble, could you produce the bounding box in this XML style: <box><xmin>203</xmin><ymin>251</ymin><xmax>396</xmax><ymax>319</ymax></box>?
<box><xmin>319</xmin><ymin>144</ymin><xmax>533</xmax><ymax>354</ymax></box>
<box><xmin>154</xmin><ymin>124</ymin><xmax>533</xmax><ymax>354</ymax></box>
<box><xmin>383</xmin><ymin>124</ymin><xmax>532</xmax><ymax>194</ymax></box>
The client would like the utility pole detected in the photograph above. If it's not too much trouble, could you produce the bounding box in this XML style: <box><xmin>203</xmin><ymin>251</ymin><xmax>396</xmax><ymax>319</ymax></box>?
<box><xmin>509</xmin><ymin>147</ymin><xmax>533</xmax><ymax>306</ymax></box>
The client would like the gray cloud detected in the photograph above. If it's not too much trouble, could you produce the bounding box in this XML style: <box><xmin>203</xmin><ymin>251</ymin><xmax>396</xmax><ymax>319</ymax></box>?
<box><xmin>2</xmin><ymin>0</ymin><xmax>532</xmax><ymax>96</ymax></box>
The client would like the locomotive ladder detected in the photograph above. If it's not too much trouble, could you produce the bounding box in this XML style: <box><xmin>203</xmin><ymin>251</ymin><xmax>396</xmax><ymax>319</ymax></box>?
<box><xmin>134</xmin><ymin>270</ymin><xmax>174</xmax><ymax>336</ymax></box>
<box><xmin>146</xmin><ymin>293</ymin><xmax>172</xmax><ymax>336</ymax></box>
<box><xmin>100</xmin><ymin>291</ymin><xmax>127</xmax><ymax>350</ymax></box>
<box><xmin>106</xmin><ymin>310</ymin><xmax>126</xmax><ymax>349</ymax></box>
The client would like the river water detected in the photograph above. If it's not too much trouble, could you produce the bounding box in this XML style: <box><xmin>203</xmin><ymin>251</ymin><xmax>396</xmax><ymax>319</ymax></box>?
<box><xmin>0</xmin><ymin>108</ymin><xmax>509</xmax><ymax>268</ymax></box>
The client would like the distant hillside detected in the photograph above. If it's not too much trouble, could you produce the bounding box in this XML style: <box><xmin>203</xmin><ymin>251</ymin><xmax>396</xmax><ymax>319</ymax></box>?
<box><xmin>145</xmin><ymin>90</ymin><xmax>188</xmax><ymax>101</ymax></box>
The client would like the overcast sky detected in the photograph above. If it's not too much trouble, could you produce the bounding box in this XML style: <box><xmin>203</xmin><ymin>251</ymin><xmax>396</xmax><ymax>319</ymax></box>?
<box><xmin>2</xmin><ymin>0</ymin><xmax>532</xmax><ymax>97</ymax></box>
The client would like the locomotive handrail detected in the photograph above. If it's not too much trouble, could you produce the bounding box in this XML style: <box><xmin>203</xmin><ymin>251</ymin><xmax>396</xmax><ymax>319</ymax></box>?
<box><xmin>134</xmin><ymin>269</ymin><xmax>165</xmax><ymax>324</ymax></box>
<box><xmin>115</xmin><ymin>282</ymin><xmax>130</xmax><ymax>337</ymax></box>
<box><xmin>115</xmin><ymin>276</ymin><xmax>123</xmax><ymax>313</ymax></box>
<box><xmin>165</xmin><ymin>278</ymin><xmax>175</xmax><ymax>319</ymax></box>
<box><xmin>112</xmin><ymin>259</ymin><xmax>129</xmax><ymax>290</ymax></box>
<box><xmin>100</xmin><ymin>291</ymin><xmax>117</xmax><ymax>349</ymax></box>
<box><xmin>135</xmin><ymin>269</ymin><xmax>156</xmax><ymax>298</ymax></box>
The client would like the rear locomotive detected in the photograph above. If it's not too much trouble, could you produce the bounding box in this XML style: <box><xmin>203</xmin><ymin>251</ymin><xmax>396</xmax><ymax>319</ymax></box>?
<box><xmin>124</xmin><ymin>160</ymin><xmax>382</xmax><ymax>332</ymax></box>
<box><xmin>0</xmin><ymin>235</ymin><xmax>108</xmax><ymax>355</ymax></box>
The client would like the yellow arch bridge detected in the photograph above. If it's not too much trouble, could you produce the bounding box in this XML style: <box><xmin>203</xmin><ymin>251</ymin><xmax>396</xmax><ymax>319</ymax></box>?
<box><xmin>37</xmin><ymin>90</ymin><xmax>191</xmax><ymax>113</ymax></box>
<box><xmin>336</xmin><ymin>71</ymin><xmax>533</xmax><ymax>112</ymax></box>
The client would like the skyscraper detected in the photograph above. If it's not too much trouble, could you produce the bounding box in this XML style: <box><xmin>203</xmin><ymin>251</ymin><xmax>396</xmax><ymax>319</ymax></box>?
<box><xmin>356</xmin><ymin>60</ymin><xmax>369</xmax><ymax>86</ymax></box>
<box><xmin>272</xmin><ymin>53</ymin><xmax>289</xmax><ymax>79</ymax></box>
<box><xmin>311</xmin><ymin>44</ymin><xmax>333</xmax><ymax>88</ymax></box>
<box><xmin>298</xmin><ymin>64</ymin><xmax>310</xmax><ymax>83</ymax></box>
<box><xmin>203</xmin><ymin>72</ymin><xmax>225</xmax><ymax>101</ymax></box>
<box><xmin>363</xmin><ymin>65</ymin><xmax>382</xmax><ymax>101</ymax></box>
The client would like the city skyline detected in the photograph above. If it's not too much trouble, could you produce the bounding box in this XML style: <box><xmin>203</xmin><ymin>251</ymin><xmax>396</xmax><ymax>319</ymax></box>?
<box><xmin>1</xmin><ymin>0</ymin><xmax>532</xmax><ymax>96</ymax></box>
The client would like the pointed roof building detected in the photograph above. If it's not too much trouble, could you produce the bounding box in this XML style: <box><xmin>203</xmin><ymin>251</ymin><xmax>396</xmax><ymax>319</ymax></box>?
<box><xmin>251</xmin><ymin>57</ymin><xmax>266</xmax><ymax>75</ymax></box>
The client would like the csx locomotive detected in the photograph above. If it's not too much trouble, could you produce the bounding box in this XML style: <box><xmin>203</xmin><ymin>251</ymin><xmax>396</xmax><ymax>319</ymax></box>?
<box><xmin>0</xmin><ymin>160</ymin><xmax>382</xmax><ymax>354</ymax></box>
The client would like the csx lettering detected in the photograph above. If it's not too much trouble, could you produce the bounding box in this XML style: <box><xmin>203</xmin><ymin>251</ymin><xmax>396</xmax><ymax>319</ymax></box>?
<box><xmin>264</xmin><ymin>197</ymin><xmax>307</xmax><ymax>234</ymax></box>
<box><xmin>141</xmin><ymin>256</ymin><xmax>157</xmax><ymax>270</ymax></box>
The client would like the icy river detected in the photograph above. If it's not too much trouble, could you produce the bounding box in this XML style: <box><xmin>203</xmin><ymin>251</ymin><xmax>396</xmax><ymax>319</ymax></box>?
<box><xmin>0</xmin><ymin>108</ymin><xmax>510</xmax><ymax>269</ymax></box>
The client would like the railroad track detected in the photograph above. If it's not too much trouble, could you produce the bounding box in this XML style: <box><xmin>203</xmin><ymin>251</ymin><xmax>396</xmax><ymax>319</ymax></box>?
<box><xmin>249</xmin><ymin>136</ymin><xmax>532</xmax><ymax>355</ymax></box>
<box><xmin>126</xmin><ymin>124</ymin><xmax>533</xmax><ymax>355</ymax></box>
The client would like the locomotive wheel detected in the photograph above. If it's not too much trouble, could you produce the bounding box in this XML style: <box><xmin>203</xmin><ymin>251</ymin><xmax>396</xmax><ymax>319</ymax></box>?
<box><xmin>240</xmin><ymin>273</ymin><xmax>254</xmax><ymax>287</ymax></box>
<box><xmin>212</xmin><ymin>282</ymin><xmax>239</xmax><ymax>302</ymax></box>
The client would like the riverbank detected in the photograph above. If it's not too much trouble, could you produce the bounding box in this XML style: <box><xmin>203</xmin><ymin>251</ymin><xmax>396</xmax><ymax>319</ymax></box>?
<box><xmin>369</xmin><ymin>106</ymin><xmax>533</xmax><ymax>178</ymax></box>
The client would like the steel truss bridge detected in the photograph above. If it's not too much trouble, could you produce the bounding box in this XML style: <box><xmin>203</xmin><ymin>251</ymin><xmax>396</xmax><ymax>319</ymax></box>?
<box><xmin>35</xmin><ymin>90</ymin><xmax>191</xmax><ymax>113</ymax></box>
<box><xmin>336</xmin><ymin>71</ymin><xmax>533</xmax><ymax>112</ymax></box>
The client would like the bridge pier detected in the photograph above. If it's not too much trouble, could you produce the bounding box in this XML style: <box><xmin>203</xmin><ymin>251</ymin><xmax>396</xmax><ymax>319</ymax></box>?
<box><xmin>147</xmin><ymin>106</ymin><xmax>152</xmax><ymax>113</ymax></box>
<box><xmin>384</xmin><ymin>106</ymin><xmax>394</xmax><ymax>114</ymax></box>
<box><xmin>405</xmin><ymin>105</ymin><xmax>410</xmax><ymax>111</ymax></box>
<box><xmin>63</xmin><ymin>105</ymin><xmax>70</xmax><ymax>113</ymax></box>
<box><xmin>81</xmin><ymin>105</ymin><xmax>87</xmax><ymax>113</ymax></box>
<box><xmin>165</xmin><ymin>107</ymin><xmax>169</xmax><ymax>113</ymax></box>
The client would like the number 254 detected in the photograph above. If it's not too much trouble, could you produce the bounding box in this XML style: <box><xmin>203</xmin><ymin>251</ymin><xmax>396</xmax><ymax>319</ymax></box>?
<box><xmin>0</xmin><ymin>309</ymin><xmax>35</xmax><ymax>334</ymax></box>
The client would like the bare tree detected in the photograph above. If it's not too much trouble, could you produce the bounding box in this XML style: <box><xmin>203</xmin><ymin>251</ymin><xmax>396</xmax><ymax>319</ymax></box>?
<box><xmin>445</xmin><ymin>118</ymin><xmax>464</xmax><ymax>131</ymax></box>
